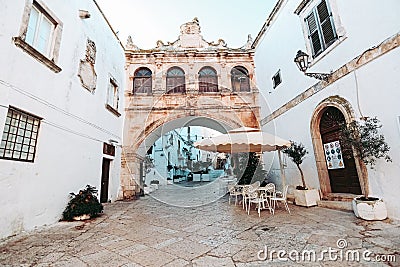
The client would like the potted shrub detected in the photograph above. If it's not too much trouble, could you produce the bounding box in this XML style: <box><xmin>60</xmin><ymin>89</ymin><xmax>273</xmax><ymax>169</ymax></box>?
<box><xmin>62</xmin><ymin>185</ymin><xmax>103</xmax><ymax>221</ymax></box>
<box><xmin>340</xmin><ymin>117</ymin><xmax>391</xmax><ymax>220</ymax></box>
<box><xmin>283</xmin><ymin>142</ymin><xmax>320</xmax><ymax>207</ymax></box>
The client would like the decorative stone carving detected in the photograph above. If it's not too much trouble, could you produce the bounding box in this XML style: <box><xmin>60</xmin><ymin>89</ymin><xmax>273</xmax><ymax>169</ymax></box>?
<box><xmin>241</xmin><ymin>34</ymin><xmax>253</xmax><ymax>50</ymax></box>
<box><xmin>78</xmin><ymin>39</ymin><xmax>97</xmax><ymax>93</ymax></box>
<box><xmin>216</xmin><ymin>39</ymin><xmax>227</xmax><ymax>49</ymax></box>
<box><xmin>180</xmin><ymin>17</ymin><xmax>201</xmax><ymax>35</ymax></box>
<box><xmin>149</xmin><ymin>18</ymin><xmax>232</xmax><ymax>51</ymax></box>
<box><xmin>126</xmin><ymin>35</ymin><xmax>140</xmax><ymax>50</ymax></box>
<box><xmin>86</xmin><ymin>39</ymin><xmax>96</xmax><ymax>64</ymax></box>
<box><xmin>156</xmin><ymin>40</ymin><xmax>165</xmax><ymax>49</ymax></box>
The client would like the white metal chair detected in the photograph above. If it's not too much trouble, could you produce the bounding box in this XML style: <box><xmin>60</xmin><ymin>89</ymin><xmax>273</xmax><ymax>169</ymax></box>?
<box><xmin>247</xmin><ymin>191</ymin><xmax>273</xmax><ymax>217</ymax></box>
<box><xmin>271</xmin><ymin>185</ymin><xmax>290</xmax><ymax>214</ymax></box>
<box><xmin>228</xmin><ymin>185</ymin><xmax>242</xmax><ymax>205</ymax></box>
<box><xmin>263</xmin><ymin>183</ymin><xmax>276</xmax><ymax>207</ymax></box>
<box><xmin>241</xmin><ymin>185</ymin><xmax>252</xmax><ymax>210</ymax></box>
<box><xmin>242</xmin><ymin>181</ymin><xmax>261</xmax><ymax>210</ymax></box>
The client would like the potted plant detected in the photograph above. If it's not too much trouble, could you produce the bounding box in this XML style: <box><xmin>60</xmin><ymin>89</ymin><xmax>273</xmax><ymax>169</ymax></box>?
<box><xmin>62</xmin><ymin>185</ymin><xmax>103</xmax><ymax>221</ymax></box>
<box><xmin>283</xmin><ymin>142</ymin><xmax>320</xmax><ymax>207</ymax></box>
<box><xmin>150</xmin><ymin>180</ymin><xmax>160</xmax><ymax>190</ymax></box>
<box><xmin>340</xmin><ymin>117</ymin><xmax>391</xmax><ymax>220</ymax></box>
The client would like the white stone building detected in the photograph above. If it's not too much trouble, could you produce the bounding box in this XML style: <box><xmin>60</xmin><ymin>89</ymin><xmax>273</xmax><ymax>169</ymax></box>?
<box><xmin>145</xmin><ymin>126</ymin><xmax>222</xmax><ymax>186</ymax></box>
<box><xmin>0</xmin><ymin>0</ymin><xmax>125</xmax><ymax>238</ymax></box>
<box><xmin>254</xmin><ymin>0</ymin><xmax>400</xmax><ymax>218</ymax></box>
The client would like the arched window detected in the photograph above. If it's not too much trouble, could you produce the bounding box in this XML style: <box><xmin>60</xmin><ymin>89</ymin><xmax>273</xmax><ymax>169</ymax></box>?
<box><xmin>133</xmin><ymin>67</ymin><xmax>152</xmax><ymax>94</ymax></box>
<box><xmin>199</xmin><ymin>67</ymin><xmax>218</xmax><ymax>93</ymax></box>
<box><xmin>231</xmin><ymin>66</ymin><xmax>250</xmax><ymax>92</ymax></box>
<box><xmin>166</xmin><ymin>67</ymin><xmax>185</xmax><ymax>94</ymax></box>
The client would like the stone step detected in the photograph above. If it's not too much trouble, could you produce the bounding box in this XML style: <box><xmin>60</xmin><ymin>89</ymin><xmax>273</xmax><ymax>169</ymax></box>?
<box><xmin>317</xmin><ymin>200</ymin><xmax>353</xmax><ymax>211</ymax></box>
<box><xmin>322</xmin><ymin>193</ymin><xmax>359</xmax><ymax>202</ymax></box>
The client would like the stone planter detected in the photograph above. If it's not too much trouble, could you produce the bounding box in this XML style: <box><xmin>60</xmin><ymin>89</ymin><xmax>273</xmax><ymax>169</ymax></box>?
<box><xmin>294</xmin><ymin>189</ymin><xmax>320</xmax><ymax>207</ymax></box>
<box><xmin>144</xmin><ymin>186</ymin><xmax>154</xmax><ymax>194</ymax></box>
<box><xmin>73</xmin><ymin>214</ymin><xmax>91</xmax><ymax>221</ymax></box>
<box><xmin>352</xmin><ymin>197</ymin><xmax>387</xmax><ymax>220</ymax></box>
<box><xmin>150</xmin><ymin>184</ymin><xmax>159</xmax><ymax>190</ymax></box>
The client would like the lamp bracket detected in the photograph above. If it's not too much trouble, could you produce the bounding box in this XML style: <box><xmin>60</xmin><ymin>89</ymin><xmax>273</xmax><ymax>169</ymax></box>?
<box><xmin>305</xmin><ymin>72</ymin><xmax>331</xmax><ymax>81</ymax></box>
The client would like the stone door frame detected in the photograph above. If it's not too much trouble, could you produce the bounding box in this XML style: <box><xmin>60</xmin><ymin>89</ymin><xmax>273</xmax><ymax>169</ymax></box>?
<box><xmin>310</xmin><ymin>96</ymin><xmax>367</xmax><ymax>197</ymax></box>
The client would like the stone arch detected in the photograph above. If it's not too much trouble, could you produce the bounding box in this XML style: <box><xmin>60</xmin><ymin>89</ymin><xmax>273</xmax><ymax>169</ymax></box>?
<box><xmin>133</xmin><ymin>113</ymin><xmax>245</xmax><ymax>154</ymax></box>
<box><xmin>120</xmin><ymin>113</ymin><xmax>250</xmax><ymax>199</ymax></box>
<box><xmin>310</xmin><ymin>95</ymin><xmax>367</xmax><ymax>197</ymax></box>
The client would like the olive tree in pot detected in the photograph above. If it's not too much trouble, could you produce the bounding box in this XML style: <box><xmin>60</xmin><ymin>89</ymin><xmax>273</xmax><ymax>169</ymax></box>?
<box><xmin>340</xmin><ymin>117</ymin><xmax>391</xmax><ymax>220</ymax></box>
<box><xmin>283</xmin><ymin>142</ymin><xmax>320</xmax><ymax>207</ymax></box>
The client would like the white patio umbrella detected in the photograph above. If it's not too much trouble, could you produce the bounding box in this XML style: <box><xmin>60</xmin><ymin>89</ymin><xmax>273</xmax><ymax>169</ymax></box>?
<box><xmin>194</xmin><ymin>127</ymin><xmax>291</xmax><ymax>187</ymax></box>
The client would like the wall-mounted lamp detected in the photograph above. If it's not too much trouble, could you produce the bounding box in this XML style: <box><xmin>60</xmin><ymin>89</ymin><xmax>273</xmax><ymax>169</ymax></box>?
<box><xmin>294</xmin><ymin>50</ymin><xmax>331</xmax><ymax>81</ymax></box>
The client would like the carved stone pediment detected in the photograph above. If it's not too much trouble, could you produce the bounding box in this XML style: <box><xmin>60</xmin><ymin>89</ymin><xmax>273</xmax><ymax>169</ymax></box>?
<box><xmin>151</xmin><ymin>18</ymin><xmax>230</xmax><ymax>51</ymax></box>
<box><xmin>125</xmin><ymin>18</ymin><xmax>253</xmax><ymax>53</ymax></box>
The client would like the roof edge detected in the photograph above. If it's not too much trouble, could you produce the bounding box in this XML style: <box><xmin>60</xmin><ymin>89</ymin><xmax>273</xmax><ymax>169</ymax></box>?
<box><xmin>92</xmin><ymin>0</ymin><xmax>125</xmax><ymax>50</ymax></box>
<box><xmin>252</xmin><ymin>0</ymin><xmax>286</xmax><ymax>49</ymax></box>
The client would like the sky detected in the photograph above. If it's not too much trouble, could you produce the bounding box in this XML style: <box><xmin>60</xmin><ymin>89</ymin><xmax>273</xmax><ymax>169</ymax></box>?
<box><xmin>96</xmin><ymin>0</ymin><xmax>276</xmax><ymax>49</ymax></box>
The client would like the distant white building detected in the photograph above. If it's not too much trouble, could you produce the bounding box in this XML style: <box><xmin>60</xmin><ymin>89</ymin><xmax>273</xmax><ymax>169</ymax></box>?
<box><xmin>0</xmin><ymin>0</ymin><xmax>125</xmax><ymax>238</ymax></box>
<box><xmin>254</xmin><ymin>0</ymin><xmax>400</xmax><ymax>218</ymax></box>
<box><xmin>145</xmin><ymin>126</ymin><xmax>222</xmax><ymax>185</ymax></box>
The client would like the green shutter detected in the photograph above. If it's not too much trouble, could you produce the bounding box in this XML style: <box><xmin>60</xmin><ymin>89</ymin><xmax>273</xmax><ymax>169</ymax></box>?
<box><xmin>306</xmin><ymin>13</ymin><xmax>322</xmax><ymax>56</ymax></box>
<box><xmin>317</xmin><ymin>0</ymin><xmax>337</xmax><ymax>48</ymax></box>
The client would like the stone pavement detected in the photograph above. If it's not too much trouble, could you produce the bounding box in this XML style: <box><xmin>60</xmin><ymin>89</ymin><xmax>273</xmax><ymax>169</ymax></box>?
<box><xmin>0</xmin><ymin>184</ymin><xmax>399</xmax><ymax>266</ymax></box>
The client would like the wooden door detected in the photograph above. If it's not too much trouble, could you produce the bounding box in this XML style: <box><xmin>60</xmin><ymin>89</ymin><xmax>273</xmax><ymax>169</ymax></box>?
<box><xmin>319</xmin><ymin>107</ymin><xmax>361</xmax><ymax>194</ymax></box>
<box><xmin>100</xmin><ymin>158</ymin><xmax>111</xmax><ymax>203</ymax></box>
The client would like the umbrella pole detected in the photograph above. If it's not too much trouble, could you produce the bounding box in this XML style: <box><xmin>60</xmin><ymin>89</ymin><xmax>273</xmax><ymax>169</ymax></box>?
<box><xmin>277</xmin><ymin>149</ymin><xmax>286</xmax><ymax>190</ymax></box>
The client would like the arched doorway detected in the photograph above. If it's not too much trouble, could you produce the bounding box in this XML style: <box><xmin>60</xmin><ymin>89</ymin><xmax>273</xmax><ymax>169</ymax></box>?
<box><xmin>319</xmin><ymin>107</ymin><xmax>361</xmax><ymax>194</ymax></box>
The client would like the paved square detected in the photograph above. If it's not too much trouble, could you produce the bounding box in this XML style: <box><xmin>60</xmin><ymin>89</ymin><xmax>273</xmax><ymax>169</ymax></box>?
<box><xmin>0</xmin><ymin>185</ymin><xmax>399</xmax><ymax>266</ymax></box>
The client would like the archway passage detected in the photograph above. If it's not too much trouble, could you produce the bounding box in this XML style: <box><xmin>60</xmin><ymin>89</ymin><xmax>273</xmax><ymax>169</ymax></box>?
<box><xmin>319</xmin><ymin>107</ymin><xmax>361</xmax><ymax>194</ymax></box>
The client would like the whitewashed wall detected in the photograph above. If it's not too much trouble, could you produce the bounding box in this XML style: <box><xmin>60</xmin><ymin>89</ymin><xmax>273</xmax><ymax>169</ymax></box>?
<box><xmin>0</xmin><ymin>0</ymin><xmax>125</xmax><ymax>238</ymax></box>
<box><xmin>255</xmin><ymin>0</ymin><xmax>400</xmax><ymax>218</ymax></box>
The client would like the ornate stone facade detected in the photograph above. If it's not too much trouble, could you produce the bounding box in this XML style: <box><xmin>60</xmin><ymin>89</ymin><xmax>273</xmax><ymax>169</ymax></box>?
<box><xmin>122</xmin><ymin>18</ymin><xmax>261</xmax><ymax>198</ymax></box>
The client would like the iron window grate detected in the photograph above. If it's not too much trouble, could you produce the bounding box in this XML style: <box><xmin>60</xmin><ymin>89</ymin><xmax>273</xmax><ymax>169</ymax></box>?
<box><xmin>0</xmin><ymin>107</ymin><xmax>41</xmax><ymax>162</ymax></box>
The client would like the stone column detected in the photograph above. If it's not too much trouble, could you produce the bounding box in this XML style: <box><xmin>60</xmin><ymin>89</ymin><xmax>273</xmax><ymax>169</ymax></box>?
<box><xmin>153</xmin><ymin>52</ymin><xmax>165</xmax><ymax>95</ymax></box>
<box><xmin>120</xmin><ymin>147</ymin><xmax>143</xmax><ymax>200</ymax></box>
<box><xmin>186</xmin><ymin>52</ymin><xmax>197</xmax><ymax>94</ymax></box>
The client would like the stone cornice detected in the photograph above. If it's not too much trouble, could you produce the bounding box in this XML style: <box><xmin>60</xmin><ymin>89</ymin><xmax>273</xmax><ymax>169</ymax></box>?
<box><xmin>125</xmin><ymin>49</ymin><xmax>255</xmax><ymax>57</ymax></box>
